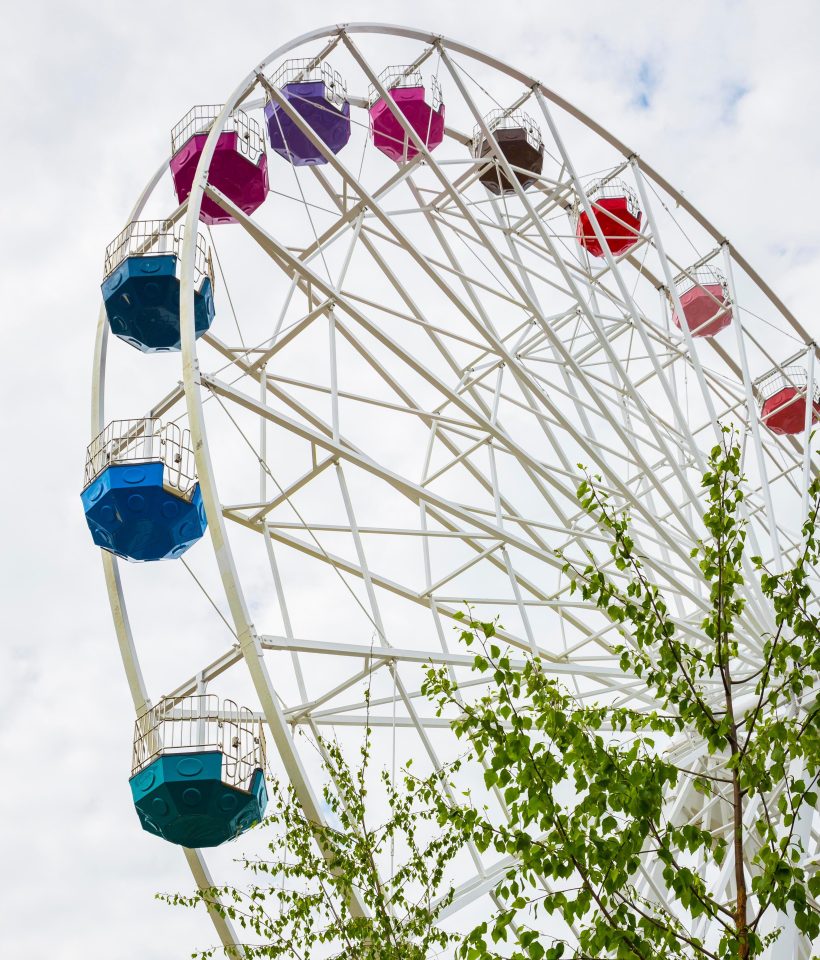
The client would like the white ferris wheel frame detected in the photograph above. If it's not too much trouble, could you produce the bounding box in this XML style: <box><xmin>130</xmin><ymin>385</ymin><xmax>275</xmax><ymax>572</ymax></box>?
<box><xmin>90</xmin><ymin>22</ymin><xmax>819</xmax><ymax>958</ymax></box>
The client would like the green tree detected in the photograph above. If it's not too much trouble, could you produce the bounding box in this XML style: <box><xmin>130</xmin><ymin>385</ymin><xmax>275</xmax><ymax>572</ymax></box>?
<box><xmin>162</xmin><ymin>704</ymin><xmax>462</xmax><ymax>959</ymax></box>
<box><xmin>421</xmin><ymin>432</ymin><xmax>820</xmax><ymax>960</ymax></box>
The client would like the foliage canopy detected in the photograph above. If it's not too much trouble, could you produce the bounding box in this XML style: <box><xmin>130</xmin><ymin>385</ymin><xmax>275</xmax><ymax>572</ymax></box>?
<box><xmin>170</xmin><ymin>435</ymin><xmax>820</xmax><ymax>960</ymax></box>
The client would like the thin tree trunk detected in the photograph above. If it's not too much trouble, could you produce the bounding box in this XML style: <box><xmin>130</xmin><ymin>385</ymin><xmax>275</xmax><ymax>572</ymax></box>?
<box><xmin>725</xmin><ymin>656</ymin><xmax>749</xmax><ymax>958</ymax></box>
<box><xmin>732</xmin><ymin>766</ymin><xmax>749</xmax><ymax>959</ymax></box>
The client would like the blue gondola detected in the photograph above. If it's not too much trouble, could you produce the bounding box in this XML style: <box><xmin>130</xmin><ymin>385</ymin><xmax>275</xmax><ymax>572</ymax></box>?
<box><xmin>101</xmin><ymin>221</ymin><xmax>215</xmax><ymax>353</ymax></box>
<box><xmin>81</xmin><ymin>419</ymin><xmax>207</xmax><ymax>562</ymax></box>
<box><xmin>130</xmin><ymin>695</ymin><xmax>268</xmax><ymax>848</ymax></box>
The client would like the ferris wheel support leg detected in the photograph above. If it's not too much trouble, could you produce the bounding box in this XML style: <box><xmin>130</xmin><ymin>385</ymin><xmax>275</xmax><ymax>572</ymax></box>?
<box><xmin>258</xmin><ymin>351</ymin><xmax>309</xmax><ymax>708</ymax></box>
<box><xmin>263</xmin><ymin>526</ymin><xmax>309</xmax><ymax>704</ymax></box>
<box><xmin>182</xmin><ymin>848</ymin><xmax>244</xmax><ymax>958</ymax></box>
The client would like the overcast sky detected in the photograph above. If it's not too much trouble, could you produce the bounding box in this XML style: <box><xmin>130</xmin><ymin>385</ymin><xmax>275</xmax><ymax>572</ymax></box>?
<box><xmin>1</xmin><ymin>2</ymin><xmax>818</xmax><ymax>957</ymax></box>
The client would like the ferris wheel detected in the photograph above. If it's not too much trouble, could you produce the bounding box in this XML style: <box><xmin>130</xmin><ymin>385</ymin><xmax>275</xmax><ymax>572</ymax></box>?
<box><xmin>85</xmin><ymin>23</ymin><xmax>819</xmax><ymax>958</ymax></box>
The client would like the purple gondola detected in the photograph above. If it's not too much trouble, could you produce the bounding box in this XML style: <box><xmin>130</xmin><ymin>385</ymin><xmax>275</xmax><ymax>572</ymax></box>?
<box><xmin>265</xmin><ymin>60</ymin><xmax>351</xmax><ymax>166</ymax></box>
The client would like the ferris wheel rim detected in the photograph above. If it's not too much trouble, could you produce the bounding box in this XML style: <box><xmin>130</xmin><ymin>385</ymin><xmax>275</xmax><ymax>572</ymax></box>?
<box><xmin>90</xmin><ymin>23</ymin><xmax>817</xmax><ymax>957</ymax></box>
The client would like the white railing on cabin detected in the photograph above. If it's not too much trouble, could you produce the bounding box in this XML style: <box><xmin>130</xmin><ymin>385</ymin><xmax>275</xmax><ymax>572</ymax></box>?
<box><xmin>132</xmin><ymin>694</ymin><xmax>266</xmax><ymax>792</ymax></box>
<box><xmin>83</xmin><ymin>418</ymin><xmax>198</xmax><ymax>498</ymax></box>
<box><xmin>268</xmin><ymin>59</ymin><xmax>348</xmax><ymax>108</ymax></box>
<box><xmin>170</xmin><ymin>105</ymin><xmax>265</xmax><ymax>164</ymax></box>
<box><xmin>103</xmin><ymin>219</ymin><xmax>213</xmax><ymax>287</ymax></box>
<box><xmin>369</xmin><ymin>66</ymin><xmax>442</xmax><ymax>112</ymax></box>
<box><xmin>472</xmin><ymin>108</ymin><xmax>543</xmax><ymax>157</ymax></box>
